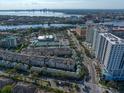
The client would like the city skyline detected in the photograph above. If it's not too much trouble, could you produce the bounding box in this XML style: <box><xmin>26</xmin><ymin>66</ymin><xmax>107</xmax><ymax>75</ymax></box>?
<box><xmin>0</xmin><ymin>0</ymin><xmax>124</xmax><ymax>10</ymax></box>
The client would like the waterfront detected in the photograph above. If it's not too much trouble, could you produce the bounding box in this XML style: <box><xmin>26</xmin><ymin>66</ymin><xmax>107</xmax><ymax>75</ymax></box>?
<box><xmin>0</xmin><ymin>11</ymin><xmax>81</xmax><ymax>17</ymax></box>
<box><xmin>0</xmin><ymin>24</ymin><xmax>75</xmax><ymax>30</ymax></box>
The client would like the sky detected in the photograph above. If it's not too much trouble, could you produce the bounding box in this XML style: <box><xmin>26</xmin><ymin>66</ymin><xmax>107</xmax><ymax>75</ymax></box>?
<box><xmin>0</xmin><ymin>0</ymin><xmax>124</xmax><ymax>10</ymax></box>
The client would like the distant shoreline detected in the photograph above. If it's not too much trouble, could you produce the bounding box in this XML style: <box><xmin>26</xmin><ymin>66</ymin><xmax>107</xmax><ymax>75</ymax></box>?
<box><xmin>0</xmin><ymin>9</ymin><xmax>124</xmax><ymax>15</ymax></box>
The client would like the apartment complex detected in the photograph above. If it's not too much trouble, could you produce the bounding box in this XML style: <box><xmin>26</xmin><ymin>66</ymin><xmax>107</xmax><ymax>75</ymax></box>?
<box><xmin>31</xmin><ymin>35</ymin><xmax>69</xmax><ymax>48</ymax></box>
<box><xmin>0</xmin><ymin>50</ymin><xmax>75</xmax><ymax>71</ymax></box>
<box><xmin>75</xmin><ymin>25</ymin><xmax>86</xmax><ymax>37</ymax></box>
<box><xmin>96</xmin><ymin>33</ymin><xmax>124</xmax><ymax>80</ymax></box>
<box><xmin>87</xmin><ymin>22</ymin><xmax>124</xmax><ymax>51</ymax></box>
<box><xmin>0</xmin><ymin>36</ymin><xmax>17</xmax><ymax>48</ymax></box>
<box><xmin>86</xmin><ymin>21</ymin><xmax>96</xmax><ymax>46</ymax></box>
<box><xmin>92</xmin><ymin>26</ymin><xmax>108</xmax><ymax>51</ymax></box>
<box><xmin>86</xmin><ymin>22</ymin><xmax>124</xmax><ymax>80</ymax></box>
<box><xmin>22</xmin><ymin>47</ymin><xmax>72</xmax><ymax>57</ymax></box>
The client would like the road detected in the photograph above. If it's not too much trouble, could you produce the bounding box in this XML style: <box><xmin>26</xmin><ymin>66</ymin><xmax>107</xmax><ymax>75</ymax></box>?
<box><xmin>70</xmin><ymin>31</ymin><xmax>102</xmax><ymax>93</ymax></box>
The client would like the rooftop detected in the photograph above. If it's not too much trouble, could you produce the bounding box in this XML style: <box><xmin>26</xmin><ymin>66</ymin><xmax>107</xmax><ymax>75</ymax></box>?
<box><xmin>113</xmin><ymin>26</ymin><xmax>124</xmax><ymax>31</ymax></box>
<box><xmin>38</xmin><ymin>35</ymin><xmax>54</xmax><ymax>41</ymax></box>
<box><xmin>100</xmin><ymin>33</ymin><xmax>124</xmax><ymax>45</ymax></box>
<box><xmin>100</xmin><ymin>21</ymin><xmax>124</xmax><ymax>27</ymax></box>
<box><xmin>96</xmin><ymin>25</ymin><xmax>109</xmax><ymax>33</ymax></box>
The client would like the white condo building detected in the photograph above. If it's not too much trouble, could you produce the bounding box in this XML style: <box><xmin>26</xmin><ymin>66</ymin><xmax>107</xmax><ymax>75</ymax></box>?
<box><xmin>92</xmin><ymin>25</ymin><xmax>108</xmax><ymax>52</ymax></box>
<box><xmin>96</xmin><ymin>33</ymin><xmax>124</xmax><ymax>80</ymax></box>
<box><xmin>86</xmin><ymin>21</ymin><xmax>96</xmax><ymax>46</ymax></box>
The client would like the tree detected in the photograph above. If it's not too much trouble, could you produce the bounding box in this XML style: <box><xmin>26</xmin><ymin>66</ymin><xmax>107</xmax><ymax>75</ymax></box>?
<box><xmin>1</xmin><ymin>85</ymin><xmax>12</xmax><ymax>93</ymax></box>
